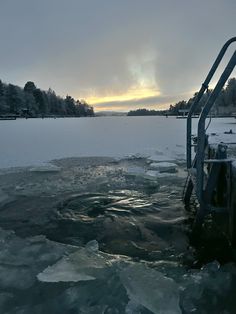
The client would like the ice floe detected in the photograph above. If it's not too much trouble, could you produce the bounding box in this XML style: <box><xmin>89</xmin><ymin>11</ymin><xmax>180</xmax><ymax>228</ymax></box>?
<box><xmin>37</xmin><ymin>241</ymin><xmax>119</xmax><ymax>283</ymax></box>
<box><xmin>149</xmin><ymin>162</ymin><xmax>178</xmax><ymax>173</ymax></box>
<box><xmin>120</xmin><ymin>263</ymin><xmax>181</xmax><ymax>314</ymax></box>
<box><xmin>29</xmin><ymin>163</ymin><xmax>61</xmax><ymax>172</ymax></box>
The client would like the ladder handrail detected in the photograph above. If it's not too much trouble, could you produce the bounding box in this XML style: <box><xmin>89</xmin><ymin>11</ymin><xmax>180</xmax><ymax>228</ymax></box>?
<box><xmin>196</xmin><ymin>50</ymin><xmax>236</xmax><ymax>201</ymax></box>
<box><xmin>186</xmin><ymin>37</ymin><xmax>236</xmax><ymax>168</ymax></box>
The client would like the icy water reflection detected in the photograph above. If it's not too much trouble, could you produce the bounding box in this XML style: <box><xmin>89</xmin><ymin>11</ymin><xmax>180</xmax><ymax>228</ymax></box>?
<box><xmin>50</xmin><ymin>189</ymin><xmax>186</xmax><ymax>260</ymax></box>
<box><xmin>0</xmin><ymin>157</ymin><xmax>236</xmax><ymax>313</ymax></box>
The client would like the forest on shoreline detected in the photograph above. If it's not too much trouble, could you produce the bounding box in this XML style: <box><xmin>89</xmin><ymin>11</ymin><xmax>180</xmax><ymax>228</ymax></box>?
<box><xmin>0</xmin><ymin>80</ymin><xmax>94</xmax><ymax>117</ymax></box>
<box><xmin>1</xmin><ymin>77</ymin><xmax>236</xmax><ymax>118</ymax></box>
<box><xmin>128</xmin><ymin>78</ymin><xmax>236</xmax><ymax>116</ymax></box>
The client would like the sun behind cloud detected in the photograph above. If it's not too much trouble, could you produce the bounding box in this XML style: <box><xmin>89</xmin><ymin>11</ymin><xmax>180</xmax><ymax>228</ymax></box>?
<box><xmin>87</xmin><ymin>85</ymin><xmax>160</xmax><ymax>105</ymax></box>
<box><xmin>85</xmin><ymin>49</ymin><xmax>161</xmax><ymax>110</ymax></box>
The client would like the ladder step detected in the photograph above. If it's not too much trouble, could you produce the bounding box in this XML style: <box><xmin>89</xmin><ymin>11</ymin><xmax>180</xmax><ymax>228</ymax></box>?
<box><xmin>204</xmin><ymin>159</ymin><xmax>232</xmax><ymax>164</ymax></box>
<box><xmin>206</xmin><ymin>205</ymin><xmax>228</xmax><ymax>213</ymax></box>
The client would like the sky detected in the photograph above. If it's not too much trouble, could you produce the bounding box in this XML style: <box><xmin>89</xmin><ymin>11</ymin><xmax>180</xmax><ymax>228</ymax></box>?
<box><xmin>0</xmin><ymin>0</ymin><xmax>235</xmax><ymax>112</ymax></box>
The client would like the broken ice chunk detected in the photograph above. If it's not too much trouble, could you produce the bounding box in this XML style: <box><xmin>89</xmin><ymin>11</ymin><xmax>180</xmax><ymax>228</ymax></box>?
<box><xmin>120</xmin><ymin>263</ymin><xmax>181</xmax><ymax>314</ymax></box>
<box><xmin>37</xmin><ymin>257</ymin><xmax>96</xmax><ymax>282</ymax></box>
<box><xmin>145</xmin><ymin>170</ymin><xmax>176</xmax><ymax>178</ymax></box>
<box><xmin>147</xmin><ymin>155</ymin><xmax>176</xmax><ymax>163</ymax></box>
<box><xmin>86</xmin><ymin>240</ymin><xmax>99</xmax><ymax>252</ymax></box>
<box><xmin>125</xmin><ymin>166</ymin><xmax>145</xmax><ymax>176</ymax></box>
<box><xmin>37</xmin><ymin>246</ymin><xmax>110</xmax><ymax>283</ymax></box>
<box><xmin>29</xmin><ymin>163</ymin><xmax>61</xmax><ymax>172</ymax></box>
<box><xmin>149</xmin><ymin>162</ymin><xmax>177</xmax><ymax>173</ymax></box>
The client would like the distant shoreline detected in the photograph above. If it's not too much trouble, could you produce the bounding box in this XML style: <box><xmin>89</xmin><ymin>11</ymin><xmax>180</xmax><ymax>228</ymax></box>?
<box><xmin>0</xmin><ymin>114</ymin><xmax>235</xmax><ymax>120</ymax></box>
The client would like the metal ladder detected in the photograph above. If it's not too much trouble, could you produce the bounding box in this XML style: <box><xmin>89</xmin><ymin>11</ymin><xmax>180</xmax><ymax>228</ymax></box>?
<box><xmin>183</xmin><ymin>37</ymin><xmax>236</xmax><ymax>234</ymax></box>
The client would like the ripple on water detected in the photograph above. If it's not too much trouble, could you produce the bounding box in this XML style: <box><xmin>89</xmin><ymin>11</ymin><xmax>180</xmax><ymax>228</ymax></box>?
<box><xmin>57</xmin><ymin>190</ymin><xmax>159</xmax><ymax>219</ymax></box>
<box><xmin>48</xmin><ymin>189</ymin><xmax>188</xmax><ymax>260</ymax></box>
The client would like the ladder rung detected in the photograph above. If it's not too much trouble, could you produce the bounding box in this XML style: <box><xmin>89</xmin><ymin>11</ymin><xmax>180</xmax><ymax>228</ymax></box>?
<box><xmin>204</xmin><ymin>159</ymin><xmax>232</xmax><ymax>164</ymax></box>
<box><xmin>206</xmin><ymin>205</ymin><xmax>228</xmax><ymax>213</ymax></box>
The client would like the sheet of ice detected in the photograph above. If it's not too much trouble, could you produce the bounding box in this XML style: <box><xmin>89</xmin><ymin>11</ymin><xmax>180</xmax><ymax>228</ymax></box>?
<box><xmin>37</xmin><ymin>258</ymin><xmax>96</xmax><ymax>282</ymax></box>
<box><xmin>205</xmin><ymin>117</ymin><xmax>236</xmax><ymax>135</ymax></box>
<box><xmin>37</xmin><ymin>244</ymin><xmax>114</xmax><ymax>283</ymax></box>
<box><xmin>38</xmin><ymin>250</ymin><xmax>182</xmax><ymax>313</ymax></box>
<box><xmin>149</xmin><ymin>162</ymin><xmax>177</xmax><ymax>173</ymax></box>
<box><xmin>0</xmin><ymin>116</ymin><xmax>234</xmax><ymax>168</ymax></box>
<box><xmin>125</xmin><ymin>166</ymin><xmax>146</xmax><ymax>176</ymax></box>
<box><xmin>145</xmin><ymin>170</ymin><xmax>176</xmax><ymax>178</ymax></box>
<box><xmin>0</xmin><ymin>228</ymin><xmax>76</xmax><ymax>290</ymax></box>
<box><xmin>147</xmin><ymin>154</ymin><xmax>179</xmax><ymax>163</ymax></box>
<box><xmin>199</xmin><ymin>117</ymin><xmax>236</xmax><ymax>148</ymax></box>
<box><xmin>120</xmin><ymin>263</ymin><xmax>181</xmax><ymax>314</ymax></box>
<box><xmin>125</xmin><ymin>166</ymin><xmax>175</xmax><ymax>181</ymax></box>
<box><xmin>29</xmin><ymin>164</ymin><xmax>61</xmax><ymax>172</ymax></box>
<box><xmin>0</xmin><ymin>116</ymin><xmax>187</xmax><ymax>168</ymax></box>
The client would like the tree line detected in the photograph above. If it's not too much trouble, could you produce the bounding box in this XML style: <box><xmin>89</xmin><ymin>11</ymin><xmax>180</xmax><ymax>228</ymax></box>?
<box><xmin>168</xmin><ymin>77</ymin><xmax>236</xmax><ymax>115</ymax></box>
<box><xmin>0</xmin><ymin>80</ymin><xmax>94</xmax><ymax>117</ymax></box>
<box><xmin>127</xmin><ymin>108</ymin><xmax>164</xmax><ymax>116</ymax></box>
<box><xmin>127</xmin><ymin>77</ymin><xmax>236</xmax><ymax>116</ymax></box>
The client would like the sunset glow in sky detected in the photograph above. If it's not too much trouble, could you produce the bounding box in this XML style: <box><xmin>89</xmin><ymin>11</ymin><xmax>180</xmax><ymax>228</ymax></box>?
<box><xmin>0</xmin><ymin>0</ymin><xmax>235</xmax><ymax>111</ymax></box>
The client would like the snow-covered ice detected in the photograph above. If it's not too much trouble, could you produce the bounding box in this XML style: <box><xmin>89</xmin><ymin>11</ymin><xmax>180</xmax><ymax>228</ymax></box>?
<box><xmin>0</xmin><ymin>116</ymin><xmax>234</xmax><ymax>169</ymax></box>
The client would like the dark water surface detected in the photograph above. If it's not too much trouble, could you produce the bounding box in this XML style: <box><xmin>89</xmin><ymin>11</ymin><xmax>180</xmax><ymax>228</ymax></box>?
<box><xmin>0</xmin><ymin>157</ymin><xmax>236</xmax><ymax>313</ymax></box>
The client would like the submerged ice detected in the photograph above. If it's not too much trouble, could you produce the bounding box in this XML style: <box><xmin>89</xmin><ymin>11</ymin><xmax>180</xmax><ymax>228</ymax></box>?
<box><xmin>38</xmin><ymin>241</ymin><xmax>181</xmax><ymax>314</ymax></box>
<box><xmin>120</xmin><ymin>264</ymin><xmax>181</xmax><ymax>314</ymax></box>
<box><xmin>2</xmin><ymin>224</ymin><xmax>236</xmax><ymax>314</ymax></box>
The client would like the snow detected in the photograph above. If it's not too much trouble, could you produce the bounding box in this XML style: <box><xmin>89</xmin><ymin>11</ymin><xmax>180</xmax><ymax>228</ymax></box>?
<box><xmin>0</xmin><ymin>116</ymin><xmax>235</xmax><ymax>168</ymax></box>
<box><xmin>201</xmin><ymin>118</ymin><xmax>236</xmax><ymax>149</ymax></box>
<box><xmin>0</xmin><ymin>116</ymin><xmax>186</xmax><ymax>168</ymax></box>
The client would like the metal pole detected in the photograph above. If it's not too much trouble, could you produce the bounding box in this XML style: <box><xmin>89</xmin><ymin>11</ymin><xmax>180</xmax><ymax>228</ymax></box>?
<box><xmin>196</xmin><ymin>51</ymin><xmax>236</xmax><ymax>203</ymax></box>
<box><xmin>186</xmin><ymin>37</ymin><xmax>236</xmax><ymax>168</ymax></box>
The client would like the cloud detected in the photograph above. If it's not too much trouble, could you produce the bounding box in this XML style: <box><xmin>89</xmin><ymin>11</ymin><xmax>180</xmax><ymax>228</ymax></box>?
<box><xmin>93</xmin><ymin>92</ymin><xmax>192</xmax><ymax>112</ymax></box>
<box><xmin>0</xmin><ymin>0</ymin><xmax>235</xmax><ymax>110</ymax></box>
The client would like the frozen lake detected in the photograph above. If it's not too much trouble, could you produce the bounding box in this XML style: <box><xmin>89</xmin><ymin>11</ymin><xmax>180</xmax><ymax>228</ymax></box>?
<box><xmin>0</xmin><ymin>117</ymin><xmax>236</xmax><ymax>313</ymax></box>
<box><xmin>0</xmin><ymin>116</ymin><xmax>235</xmax><ymax>168</ymax></box>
